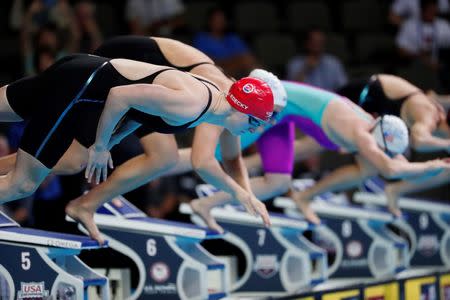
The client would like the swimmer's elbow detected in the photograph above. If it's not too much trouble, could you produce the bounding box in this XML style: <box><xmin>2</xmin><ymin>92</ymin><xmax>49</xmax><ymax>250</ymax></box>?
<box><xmin>410</xmin><ymin>131</ymin><xmax>425</xmax><ymax>151</ymax></box>
<box><xmin>380</xmin><ymin>162</ymin><xmax>401</xmax><ymax>179</ymax></box>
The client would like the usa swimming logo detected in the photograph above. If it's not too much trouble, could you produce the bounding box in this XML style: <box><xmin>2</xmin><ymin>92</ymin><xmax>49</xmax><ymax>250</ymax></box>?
<box><xmin>17</xmin><ymin>282</ymin><xmax>49</xmax><ymax>299</ymax></box>
<box><xmin>243</xmin><ymin>83</ymin><xmax>254</xmax><ymax>94</ymax></box>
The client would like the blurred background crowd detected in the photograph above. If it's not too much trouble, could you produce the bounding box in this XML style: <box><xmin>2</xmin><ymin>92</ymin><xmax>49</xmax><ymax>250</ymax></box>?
<box><xmin>0</xmin><ymin>0</ymin><xmax>449</xmax><ymax>231</ymax></box>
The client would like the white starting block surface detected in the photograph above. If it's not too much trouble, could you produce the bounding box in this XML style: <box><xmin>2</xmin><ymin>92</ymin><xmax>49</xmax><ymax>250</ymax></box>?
<box><xmin>71</xmin><ymin>196</ymin><xmax>228</xmax><ymax>300</ymax></box>
<box><xmin>0</xmin><ymin>211</ymin><xmax>109</xmax><ymax>300</ymax></box>
<box><xmin>354</xmin><ymin>192</ymin><xmax>450</xmax><ymax>269</ymax></box>
<box><xmin>180</xmin><ymin>184</ymin><xmax>329</xmax><ymax>297</ymax></box>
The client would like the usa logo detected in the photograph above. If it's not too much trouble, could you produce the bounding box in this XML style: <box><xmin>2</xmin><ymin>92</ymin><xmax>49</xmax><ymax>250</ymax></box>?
<box><xmin>17</xmin><ymin>282</ymin><xmax>49</xmax><ymax>299</ymax></box>
<box><xmin>384</xmin><ymin>132</ymin><xmax>394</xmax><ymax>143</ymax></box>
<box><xmin>242</xmin><ymin>83</ymin><xmax>254</xmax><ymax>94</ymax></box>
<box><xmin>254</xmin><ymin>255</ymin><xmax>279</xmax><ymax>279</ymax></box>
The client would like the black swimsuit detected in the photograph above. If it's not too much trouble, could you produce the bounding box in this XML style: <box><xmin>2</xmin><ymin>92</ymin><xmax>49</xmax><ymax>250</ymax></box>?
<box><xmin>94</xmin><ymin>35</ymin><xmax>214</xmax><ymax>72</ymax></box>
<box><xmin>6</xmin><ymin>54</ymin><xmax>213</xmax><ymax>168</ymax></box>
<box><xmin>94</xmin><ymin>35</ymin><xmax>222</xmax><ymax>138</ymax></box>
<box><xmin>337</xmin><ymin>75</ymin><xmax>423</xmax><ymax>116</ymax></box>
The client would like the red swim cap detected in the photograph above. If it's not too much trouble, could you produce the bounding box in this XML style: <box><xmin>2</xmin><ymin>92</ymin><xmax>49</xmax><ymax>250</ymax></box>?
<box><xmin>226</xmin><ymin>77</ymin><xmax>274</xmax><ymax>121</ymax></box>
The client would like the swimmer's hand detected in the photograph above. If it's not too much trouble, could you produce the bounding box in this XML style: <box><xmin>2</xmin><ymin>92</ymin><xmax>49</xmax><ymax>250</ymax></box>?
<box><xmin>422</xmin><ymin>158</ymin><xmax>450</xmax><ymax>177</ymax></box>
<box><xmin>85</xmin><ymin>144</ymin><xmax>114</xmax><ymax>184</ymax></box>
<box><xmin>236</xmin><ymin>191</ymin><xmax>272</xmax><ymax>228</ymax></box>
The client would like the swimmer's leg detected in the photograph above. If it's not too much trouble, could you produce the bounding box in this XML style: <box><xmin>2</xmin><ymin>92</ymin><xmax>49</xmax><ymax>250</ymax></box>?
<box><xmin>385</xmin><ymin>169</ymin><xmax>450</xmax><ymax>217</ymax></box>
<box><xmin>0</xmin><ymin>140</ymin><xmax>88</xmax><ymax>175</ymax></box>
<box><xmin>66</xmin><ymin>133</ymin><xmax>179</xmax><ymax>243</ymax></box>
<box><xmin>291</xmin><ymin>155</ymin><xmax>377</xmax><ymax>224</ymax></box>
<box><xmin>0</xmin><ymin>148</ymin><xmax>50</xmax><ymax>204</ymax></box>
<box><xmin>0</xmin><ymin>86</ymin><xmax>25</xmax><ymax>122</ymax></box>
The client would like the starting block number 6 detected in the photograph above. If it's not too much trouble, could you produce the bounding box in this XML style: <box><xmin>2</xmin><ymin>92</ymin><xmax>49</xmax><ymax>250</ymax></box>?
<box><xmin>147</xmin><ymin>239</ymin><xmax>157</xmax><ymax>256</ymax></box>
<box><xmin>21</xmin><ymin>252</ymin><xmax>31</xmax><ymax>270</ymax></box>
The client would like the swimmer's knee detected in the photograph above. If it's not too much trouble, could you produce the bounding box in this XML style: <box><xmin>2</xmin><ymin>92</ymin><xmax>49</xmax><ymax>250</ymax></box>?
<box><xmin>147</xmin><ymin>148</ymin><xmax>179</xmax><ymax>170</ymax></box>
<box><xmin>265</xmin><ymin>173</ymin><xmax>292</xmax><ymax>194</ymax></box>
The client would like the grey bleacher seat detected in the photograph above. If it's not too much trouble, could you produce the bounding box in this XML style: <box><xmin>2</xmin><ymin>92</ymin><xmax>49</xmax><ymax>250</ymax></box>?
<box><xmin>355</xmin><ymin>33</ymin><xmax>396</xmax><ymax>63</ymax></box>
<box><xmin>184</xmin><ymin>1</ymin><xmax>220</xmax><ymax>31</ymax></box>
<box><xmin>287</xmin><ymin>1</ymin><xmax>331</xmax><ymax>32</ymax></box>
<box><xmin>253</xmin><ymin>33</ymin><xmax>297</xmax><ymax>72</ymax></box>
<box><xmin>341</xmin><ymin>0</ymin><xmax>383</xmax><ymax>32</ymax></box>
<box><xmin>325</xmin><ymin>33</ymin><xmax>350</xmax><ymax>64</ymax></box>
<box><xmin>234</xmin><ymin>1</ymin><xmax>280</xmax><ymax>34</ymax></box>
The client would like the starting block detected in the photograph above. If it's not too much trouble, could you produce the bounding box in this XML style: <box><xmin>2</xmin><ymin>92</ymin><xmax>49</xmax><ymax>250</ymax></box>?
<box><xmin>0</xmin><ymin>211</ymin><xmax>109</xmax><ymax>300</ymax></box>
<box><xmin>354</xmin><ymin>191</ymin><xmax>450</xmax><ymax>270</ymax></box>
<box><xmin>72</xmin><ymin>196</ymin><xmax>228</xmax><ymax>300</ymax></box>
<box><xmin>275</xmin><ymin>196</ymin><xmax>409</xmax><ymax>280</ymax></box>
<box><xmin>180</xmin><ymin>184</ymin><xmax>328</xmax><ymax>297</ymax></box>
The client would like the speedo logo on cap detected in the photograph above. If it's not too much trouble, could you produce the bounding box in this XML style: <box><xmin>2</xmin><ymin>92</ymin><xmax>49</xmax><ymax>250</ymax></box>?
<box><xmin>229</xmin><ymin>94</ymin><xmax>249</xmax><ymax>110</ymax></box>
<box><xmin>243</xmin><ymin>83</ymin><xmax>254</xmax><ymax>94</ymax></box>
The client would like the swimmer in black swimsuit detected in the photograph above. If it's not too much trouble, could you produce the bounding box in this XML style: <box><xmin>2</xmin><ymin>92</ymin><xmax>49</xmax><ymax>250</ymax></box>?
<box><xmin>68</xmin><ymin>36</ymin><xmax>286</xmax><ymax>243</ymax></box>
<box><xmin>338</xmin><ymin>74</ymin><xmax>450</xmax><ymax>153</ymax></box>
<box><xmin>0</xmin><ymin>49</ymin><xmax>284</xmax><ymax>242</ymax></box>
<box><xmin>335</xmin><ymin>74</ymin><xmax>450</xmax><ymax>216</ymax></box>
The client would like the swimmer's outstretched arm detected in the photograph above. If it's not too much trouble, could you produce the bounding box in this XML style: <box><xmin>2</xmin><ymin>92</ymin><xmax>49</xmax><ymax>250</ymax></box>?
<box><xmin>355</xmin><ymin>128</ymin><xmax>450</xmax><ymax>179</ymax></box>
<box><xmin>191</xmin><ymin>123</ymin><xmax>270</xmax><ymax>226</ymax></box>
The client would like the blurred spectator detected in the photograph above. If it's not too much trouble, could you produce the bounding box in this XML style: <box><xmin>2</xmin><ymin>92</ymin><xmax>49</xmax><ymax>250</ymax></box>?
<box><xmin>20</xmin><ymin>0</ymin><xmax>79</xmax><ymax>75</ymax></box>
<box><xmin>74</xmin><ymin>0</ymin><xmax>103</xmax><ymax>53</ymax></box>
<box><xmin>32</xmin><ymin>45</ymin><xmax>57</xmax><ymax>72</ymax></box>
<box><xmin>396</xmin><ymin>0</ymin><xmax>450</xmax><ymax>70</ymax></box>
<box><xmin>11</xmin><ymin>0</ymin><xmax>77</xmax><ymax>32</ymax></box>
<box><xmin>389</xmin><ymin>0</ymin><xmax>449</xmax><ymax>27</ymax></box>
<box><xmin>193</xmin><ymin>7</ymin><xmax>257</xmax><ymax>78</ymax></box>
<box><xmin>125</xmin><ymin>0</ymin><xmax>185</xmax><ymax>36</ymax></box>
<box><xmin>286</xmin><ymin>28</ymin><xmax>348</xmax><ymax>92</ymax></box>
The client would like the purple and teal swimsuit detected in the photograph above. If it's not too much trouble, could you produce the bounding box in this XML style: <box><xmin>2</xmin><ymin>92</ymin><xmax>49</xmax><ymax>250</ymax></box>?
<box><xmin>218</xmin><ymin>81</ymin><xmax>370</xmax><ymax>174</ymax></box>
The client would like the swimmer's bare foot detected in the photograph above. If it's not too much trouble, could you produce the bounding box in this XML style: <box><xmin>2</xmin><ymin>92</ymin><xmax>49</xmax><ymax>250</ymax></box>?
<box><xmin>385</xmin><ymin>185</ymin><xmax>402</xmax><ymax>218</ymax></box>
<box><xmin>294</xmin><ymin>193</ymin><xmax>321</xmax><ymax>225</ymax></box>
<box><xmin>190</xmin><ymin>199</ymin><xmax>224</xmax><ymax>234</ymax></box>
<box><xmin>66</xmin><ymin>198</ymin><xmax>105</xmax><ymax>245</ymax></box>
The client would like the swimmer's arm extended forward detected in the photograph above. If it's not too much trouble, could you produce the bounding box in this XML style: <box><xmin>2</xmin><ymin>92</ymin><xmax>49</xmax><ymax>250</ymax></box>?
<box><xmin>356</xmin><ymin>129</ymin><xmax>450</xmax><ymax>179</ymax></box>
